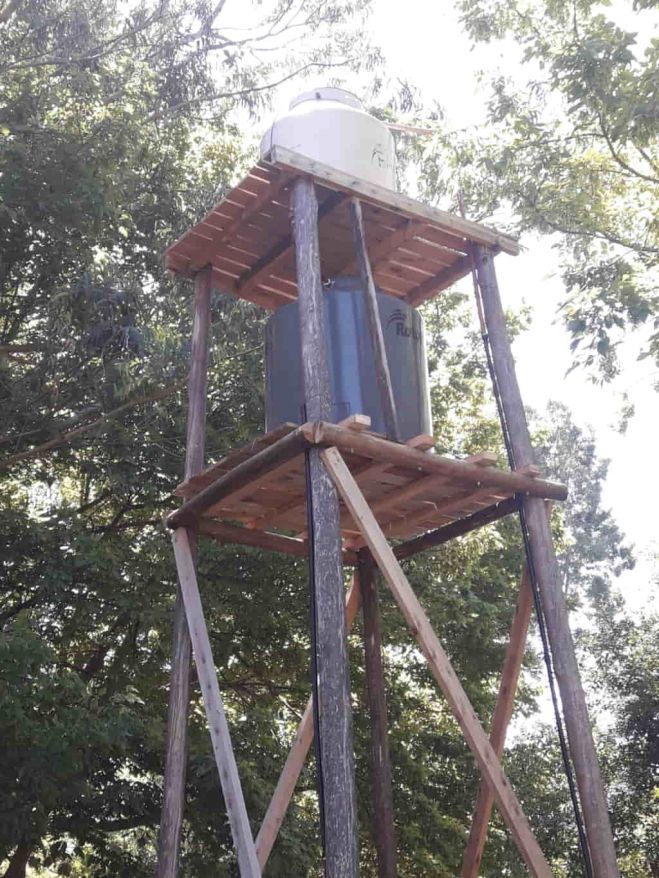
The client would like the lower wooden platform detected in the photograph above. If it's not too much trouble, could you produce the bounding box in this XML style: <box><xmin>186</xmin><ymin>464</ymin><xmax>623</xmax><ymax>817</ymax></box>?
<box><xmin>170</xmin><ymin>417</ymin><xmax>566</xmax><ymax>556</ymax></box>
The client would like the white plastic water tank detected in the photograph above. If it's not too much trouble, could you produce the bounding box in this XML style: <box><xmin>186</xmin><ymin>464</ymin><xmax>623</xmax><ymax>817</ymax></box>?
<box><xmin>260</xmin><ymin>87</ymin><xmax>396</xmax><ymax>190</ymax></box>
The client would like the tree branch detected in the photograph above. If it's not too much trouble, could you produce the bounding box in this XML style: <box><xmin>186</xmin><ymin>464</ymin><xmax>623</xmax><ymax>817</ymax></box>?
<box><xmin>0</xmin><ymin>379</ymin><xmax>185</xmax><ymax>473</ymax></box>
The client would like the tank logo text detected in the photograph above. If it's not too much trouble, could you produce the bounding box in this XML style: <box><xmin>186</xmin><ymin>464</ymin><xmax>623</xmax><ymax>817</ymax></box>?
<box><xmin>386</xmin><ymin>308</ymin><xmax>420</xmax><ymax>341</ymax></box>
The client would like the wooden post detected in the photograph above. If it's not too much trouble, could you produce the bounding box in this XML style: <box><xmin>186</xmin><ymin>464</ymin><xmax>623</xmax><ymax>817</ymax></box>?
<box><xmin>255</xmin><ymin>579</ymin><xmax>362</xmax><ymax>869</ymax></box>
<box><xmin>171</xmin><ymin>529</ymin><xmax>260</xmax><ymax>877</ymax></box>
<box><xmin>291</xmin><ymin>176</ymin><xmax>359</xmax><ymax>878</ymax></box>
<box><xmin>157</xmin><ymin>269</ymin><xmax>211</xmax><ymax>878</ymax></box>
<box><xmin>358</xmin><ymin>551</ymin><xmax>397</xmax><ymax>878</ymax></box>
<box><xmin>349</xmin><ymin>198</ymin><xmax>401</xmax><ymax>442</ymax></box>
<box><xmin>321</xmin><ymin>446</ymin><xmax>553</xmax><ymax>878</ymax></box>
<box><xmin>461</xmin><ymin>565</ymin><xmax>534</xmax><ymax>878</ymax></box>
<box><xmin>473</xmin><ymin>244</ymin><xmax>619</xmax><ymax>878</ymax></box>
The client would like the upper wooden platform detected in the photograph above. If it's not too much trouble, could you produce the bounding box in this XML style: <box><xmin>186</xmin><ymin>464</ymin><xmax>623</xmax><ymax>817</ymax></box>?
<box><xmin>169</xmin><ymin>418</ymin><xmax>565</xmax><ymax>556</ymax></box>
<box><xmin>164</xmin><ymin>147</ymin><xmax>520</xmax><ymax>311</ymax></box>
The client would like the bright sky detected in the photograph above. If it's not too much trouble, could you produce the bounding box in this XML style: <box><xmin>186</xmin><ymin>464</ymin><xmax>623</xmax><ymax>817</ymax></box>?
<box><xmin>227</xmin><ymin>0</ymin><xmax>657</xmax><ymax>611</ymax></box>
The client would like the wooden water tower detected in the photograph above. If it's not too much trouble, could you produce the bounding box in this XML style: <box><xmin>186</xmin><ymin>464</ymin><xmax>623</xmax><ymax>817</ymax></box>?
<box><xmin>155</xmin><ymin>91</ymin><xmax>619</xmax><ymax>878</ymax></box>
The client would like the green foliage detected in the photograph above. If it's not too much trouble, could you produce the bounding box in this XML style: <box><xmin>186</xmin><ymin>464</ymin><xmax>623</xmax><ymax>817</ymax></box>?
<box><xmin>0</xmin><ymin>0</ymin><xmax>651</xmax><ymax>875</ymax></box>
<box><xmin>418</xmin><ymin>0</ymin><xmax>659</xmax><ymax>380</ymax></box>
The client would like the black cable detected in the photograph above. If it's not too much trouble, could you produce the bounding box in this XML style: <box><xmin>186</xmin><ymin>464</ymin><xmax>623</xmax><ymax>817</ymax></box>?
<box><xmin>474</xmin><ymin>296</ymin><xmax>595</xmax><ymax>877</ymax></box>
<box><xmin>304</xmin><ymin>438</ymin><xmax>327</xmax><ymax>856</ymax></box>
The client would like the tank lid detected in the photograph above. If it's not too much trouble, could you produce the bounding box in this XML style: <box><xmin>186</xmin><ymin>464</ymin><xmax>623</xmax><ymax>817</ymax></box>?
<box><xmin>289</xmin><ymin>87</ymin><xmax>363</xmax><ymax>111</ymax></box>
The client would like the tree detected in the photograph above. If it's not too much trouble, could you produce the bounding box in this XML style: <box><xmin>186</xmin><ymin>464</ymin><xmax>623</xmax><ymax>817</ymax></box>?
<box><xmin>415</xmin><ymin>0</ymin><xmax>658</xmax><ymax>381</ymax></box>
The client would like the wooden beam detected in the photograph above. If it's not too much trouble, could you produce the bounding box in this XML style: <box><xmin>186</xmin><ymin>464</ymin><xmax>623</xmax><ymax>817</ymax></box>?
<box><xmin>303</xmin><ymin>421</ymin><xmax>567</xmax><ymax>501</ymax></box>
<box><xmin>157</xmin><ymin>269</ymin><xmax>211</xmax><ymax>878</ymax></box>
<box><xmin>393</xmin><ymin>497</ymin><xmax>518</xmax><ymax>561</ymax></box>
<box><xmin>171</xmin><ymin>529</ymin><xmax>260</xmax><ymax>877</ymax></box>
<box><xmin>358</xmin><ymin>551</ymin><xmax>397</xmax><ymax>878</ymax></box>
<box><xmin>255</xmin><ymin>579</ymin><xmax>362</xmax><ymax>869</ymax></box>
<box><xmin>196</xmin><ymin>519</ymin><xmax>358</xmax><ymax>566</ymax></box>
<box><xmin>292</xmin><ymin>177</ymin><xmax>359</xmax><ymax>877</ymax></box>
<box><xmin>167</xmin><ymin>427</ymin><xmax>309</xmax><ymax>529</ymax></box>
<box><xmin>320</xmin><ymin>446</ymin><xmax>553</xmax><ymax>878</ymax></box>
<box><xmin>340</xmin><ymin>218</ymin><xmax>424</xmax><ymax>275</ymax></box>
<box><xmin>461</xmin><ymin>564</ymin><xmax>534</xmax><ymax>878</ymax></box>
<box><xmin>267</xmin><ymin>146</ymin><xmax>520</xmax><ymax>256</ymax></box>
<box><xmin>406</xmin><ymin>254</ymin><xmax>474</xmax><ymax>307</ymax></box>
<box><xmin>349</xmin><ymin>198</ymin><xmax>401</xmax><ymax>442</ymax></box>
<box><xmin>473</xmin><ymin>244</ymin><xmax>619</xmax><ymax>878</ymax></box>
<box><xmin>237</xmin><ymin>189</ymin><xmax>345</xmax><ymax>299</ymax></box>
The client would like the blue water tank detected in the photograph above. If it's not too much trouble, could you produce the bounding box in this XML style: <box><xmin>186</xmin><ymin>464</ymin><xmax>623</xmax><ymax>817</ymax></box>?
<box><xmin>265</xmin><ymin>277</ymin><xmax>432</xmax><ymax>440</ymax></box>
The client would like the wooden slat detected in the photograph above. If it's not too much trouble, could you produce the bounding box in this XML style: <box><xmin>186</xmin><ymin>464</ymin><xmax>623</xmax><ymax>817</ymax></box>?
<box><xmin>406</xmin><ymin>255</ymin><xmax>474</xmax><ymax>306</ymax></box>
<box><xmin>171</xmin><ymin>528</ymin><xmax>260</xmax><ymax>877</ymax></box>
<box><xmin>320</xmin><ymin>447</ymin><xmax>553</xmax><ymax>878</ymax></box>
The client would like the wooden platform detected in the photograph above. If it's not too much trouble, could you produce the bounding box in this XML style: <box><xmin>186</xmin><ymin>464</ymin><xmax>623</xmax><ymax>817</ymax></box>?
<box><xmin>170</xmin><ymin>419</ymin><xmax>566</xmax><ymax>553</ymax></box>
<box><xmin>164</xmin><ymin>147</ymin><xmax>520</xmax><ymax>311</ymax></box>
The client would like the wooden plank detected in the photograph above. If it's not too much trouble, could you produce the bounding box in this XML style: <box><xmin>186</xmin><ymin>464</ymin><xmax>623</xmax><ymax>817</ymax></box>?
<box><xmin>304</xmin><ymin>421</ymin><xmax>568</xmax><ymax>501</ymax></box>
<box><xmin>473</xmin><ymin>244</ymin><xmax>618</xmax><ymax>878</ymax></box>
<box><xmin>321</xmin><ymin>447</ymin><xmax>553</xmax><ymax>878</ymax></box>
<box><xmin>462</xmin><ymin>564</ymin><xmax>534</xmax><ymax>878</ymax></box>
<box><xmin>254</xmin><ymin>578</ymin><xmax>362</xmax><ymax>869</ymax></box>
<box><xmin>157</xmin><ymin>270</ymin><xmax>211</xmax><ymax>878</ymax></box>
<box><xmin>267</xmin><ymin>146</ymin><xmax>520</xmax><ymax>256</ymax></box>
<box><xmin>349</xmin><ymin>198</ymin><xmax>401</xmax><ymax>442</ymax></box>
<box><xmin>197</xmin><ymin>519</ymin><xmax>358</xmax><ymax>566</ymax></box>
<box><xmin>237</xmin><ymin>190</ymin><xmax>346</xmax><ymax>299</ymax></box>
<box><xmin>167</xmin><ymin>427</ymin><xmax>309</xmax><ymax>529</ymax></box>
<box><xmin>339</xmin><ymin>218</ymin><xmax>423</xmax><ymax>274</ymax></box>
<box><xmin>292</xmin><ymin>177</ymin><xmax>358</xmax><ymax>877</ymax></box>
<box><xmin>406</xmin><ymin>255</ymin><xmax>474</xmax><ymax>306</ymax></box>
<box><xmin>392</xmin><ymin>497</ymin><xmax>518</xmax><ymax>561</ymax></box>
<box><xmin>358</xmin><ymin>552</ymin><xmax>397</xmax><ymax>878</ymax></box>
<box><xmin>171</xmin><ymin>528</ymin><xmax>260</xmax><ymax>877</ymax></box>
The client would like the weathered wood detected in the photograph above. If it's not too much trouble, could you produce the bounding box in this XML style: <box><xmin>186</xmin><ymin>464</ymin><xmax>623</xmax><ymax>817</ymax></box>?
<box><xmin>349</xmin><ymin>198</ymin><xmax>401</xmax><ymax>441</ymax></box>
<box><xmin>358</xmin><ymin>552</ymin><xmax>397</xmax><ymax>878</ymax></box>
<box><xmin>157</xmin><ymin>269</ymin><xmax>211</xmax><ymax>878</ymax></box>
<box><xmin>255</xmin><ymin>579</ymin><xmax>362</xmax><ymax>868</ymax></box>
<box><xmin>292</xmin><ymin>176</ymin><xmax>359</xmax><ymax>878</ymax></box>
<box><xmin>462</xmin><ymin>565</ymin><xmax>534</xmax><ymax>878</ymax></box>
<box><xmin>473</xmin><ymin>244</ymin><xmax>619</xmax><ymax>878</ymax></box>
<box><xmin>303</xmin><ymin>421</ymin><xmax>567</xmax><ymax>501</ymax></box>
<box><xmin>172</xmin><ymin>529</ymin><xmax>260</xmax><ymax>877</ymax></box>
<box><xmin>167</xmin><ymin>427</ymin><xmax>309</xmax><ymax>529</ymax></box>
<box><xmin>393</xmin><ymin>497</ymin><xmax>518</xmax><ymax>560</ymax></box>
<box><xmin>321</xmin><ymin>446</ymin><xmax>553</xmax><ymax>878</ymax></box>
<box><xmin>268</xmin><ymin>147</ymin><xmax>520</xmax><ymax>256</ymax></box>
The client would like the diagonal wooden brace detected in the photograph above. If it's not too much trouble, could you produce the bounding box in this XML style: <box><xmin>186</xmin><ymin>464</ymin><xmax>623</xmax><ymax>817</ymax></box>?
<box><xmin>254</xmin><ymin>577</ymin><xmax>362</xmax><ymax>869</ymax></box>
<box><xmin>461</xmin><ymin>564</ymin><xmax>534</xmax><ymax>877</ymax></box>
<box><xmin>320</xmin><ymin>446</ymin><xmax>554</xmax><ymax>878</ymax></box>
<box><xmin>171</xmin><ymin>528</ymin><xmax>261</xmax><ymax>877</ymax></box>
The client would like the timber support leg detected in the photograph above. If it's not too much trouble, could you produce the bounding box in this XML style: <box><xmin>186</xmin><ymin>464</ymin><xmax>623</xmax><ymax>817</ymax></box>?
<box><xmin>157</xmin><ymin>269</ymin><xmax>211</xmax><ymax>878</ymax></box>
<box><xmin>172</xmin><ymin>529</ymin><xmax>260</xmax><ymax>877</ymax></box>
<box><xmin>292</xmin><ymin>176</ymin><xmax>359</xmax><ymax>877</ymax></box>
<box><xmin>473</xmin><ymin>244</ymin><xmax>619</xmax><ymax>878</ymax></box>
<box><xmin>358</xmin><ymin>550</ymin><xmax>397</xmax><ymax>878</ymax></box>
<box><xmin>322</xmin><ymin>445</ymin><xmax>553</xmax><ymax>878</ymax></box>
<box><xmin>255</xmin><ymin>580</ymin><xmax>362</xmax><ymax>870</ymax></box>
<box><xmin>461</xmin><ymin>564</ymin><xmax>533</xmax><ymax>878</ymax></box>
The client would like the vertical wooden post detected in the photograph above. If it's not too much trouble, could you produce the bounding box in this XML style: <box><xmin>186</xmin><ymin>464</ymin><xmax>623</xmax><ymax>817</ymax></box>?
<box><xmin>157</xmin><ymin>269</ymin><xmax>212</xmax><ymax>878</ymax></box>
<box><xmin>349</xmin><ymin>198</ymin><xmax>401</xmax><ymax>442</ymax></box>
<box><xmin>473</xmin><ymin>244</ymin><xmax>619</xmax><ymax>878</ymax></box>
<box><xmin>255</xmin><ymin>579</ymin><xmax>362</xmax><ymax>870</ymax></box>
<box><xmin>358</xmin><ymin>552</ymin><xmax>397</xmax><ymax>878</ymax></box>
<box><xmin>461</xmin><ymin>565</ymin><xmax>533</xmax><ymax>878</ymax></box>
<box><xmin>291</xmin><ymin>176</ymin><xmax>359</xmax><ymax>878</ymax></box>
